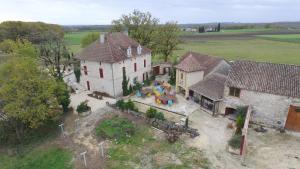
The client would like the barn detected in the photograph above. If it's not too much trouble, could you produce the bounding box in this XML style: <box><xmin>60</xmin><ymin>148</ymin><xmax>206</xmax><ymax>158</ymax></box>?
<box><xmin>221</xmin><ymin>60</ymin><xmax>300</xmax><ymax>131</ymax></box>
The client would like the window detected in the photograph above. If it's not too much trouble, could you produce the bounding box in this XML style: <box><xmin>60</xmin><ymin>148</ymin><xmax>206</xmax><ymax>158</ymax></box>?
<box><xmin>99</xmin><ymin>68</ymin><xmax>103</xmax><ymax>78</ymax></box>
<box><xmin>144</xmin><ymin>59</ymin><xmax>146</xmax><ymax>68</ymax></box>
<box><xmin>181</xmin><ymin>73</ymin><xmax>183</xmax><ymax>79</ymax></box>
<box><xmin>86</xmin><ymin>81</ymin><xmax>90</xmax><ymax>90</ymax></box>
<box><xmin>83</xmin><ymin>66</ymin><xmax>88</xmax><ymax>75</ymax></box>
<box><xmin>229</xmin><ymin>87</ymin><xmax>241</xmax><ymax>97</ymax></box>
<box><xmin>134</xmin><ymin>63</ymin><xmax>137</xmax><ymax>72</ymax></box>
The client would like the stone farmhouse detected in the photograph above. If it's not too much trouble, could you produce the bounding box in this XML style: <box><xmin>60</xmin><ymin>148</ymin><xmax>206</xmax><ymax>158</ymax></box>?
<box><xmin>221</xmin><ymin>60</ymin><xmax>300</xmax><ymax>130</ymax></box>
<box><xmin>174</xmin><ymin>52</ymin><xmax>230</xmax><ymax>114</ymax></box>
<box><xmin>75</xmin><ymin>32</ymin><xmax>152</xmax><ymax>97</ymax></box>
<box><xmin>175</xmin><ymin>52</ymin><xmax>300</xmax><ymax>132</ymax></box>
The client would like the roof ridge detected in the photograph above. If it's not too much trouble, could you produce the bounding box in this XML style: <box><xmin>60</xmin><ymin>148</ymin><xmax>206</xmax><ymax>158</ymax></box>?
<box><xmin>235</xmin><ymin>59</ymin><xmax>300</xmax><ymax>68</ymax></box>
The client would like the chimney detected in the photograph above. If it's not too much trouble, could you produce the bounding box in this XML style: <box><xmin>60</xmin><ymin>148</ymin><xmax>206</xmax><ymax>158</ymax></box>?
<box><xmin>100</xmin><ymin>34</ymin><xmax>105</xmax><ymax>44</ymax></box>
<box><xmin>137</xmin><ymin>45</ymin><xmax>142</xmax><ymax>55</ymax></box>
<box><xmin>123</xmin><ymin>30</ymin><xmax>128</xmax><ymax>36</ymax></box>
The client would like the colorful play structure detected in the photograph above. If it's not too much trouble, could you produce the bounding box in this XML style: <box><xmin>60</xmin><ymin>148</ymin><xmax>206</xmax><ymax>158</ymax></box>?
<box><xmin>136</xmin><ymin>80</ymin><xmax>177</xmax><ymax>106</ymax></box>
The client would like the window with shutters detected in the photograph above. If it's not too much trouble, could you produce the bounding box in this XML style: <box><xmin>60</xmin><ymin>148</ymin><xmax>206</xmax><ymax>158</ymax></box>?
<box><xmin>99</xmin><ymin>68</ymin><xmax>103</xmax><ymax>78</ymax></box>
<box><xmin>83</xmin><ymin>66</ymin><xmax>88</xmax><ymax>75</ymax></box>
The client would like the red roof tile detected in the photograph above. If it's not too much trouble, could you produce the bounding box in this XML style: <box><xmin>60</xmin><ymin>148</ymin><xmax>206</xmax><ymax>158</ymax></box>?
<box><xmin>75</xmin><ymin>32</ymin><xmax>151</xmax><ymax>63</ymax></box>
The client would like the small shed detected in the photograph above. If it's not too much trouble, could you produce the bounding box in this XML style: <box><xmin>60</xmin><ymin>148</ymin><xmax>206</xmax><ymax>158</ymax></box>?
<box><xmin>152</xmin><ymin>62</ymin><xmax>172</xmax><ymax>76</ymax></box>
<box><xmin>189</xmin><ymin>73</ymin><xmax>227</xmax><ymax>115</ymax></box>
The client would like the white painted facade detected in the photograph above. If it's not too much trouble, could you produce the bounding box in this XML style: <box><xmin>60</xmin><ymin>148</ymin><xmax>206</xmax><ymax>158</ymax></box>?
<box><xmin>220</xmin><ymin>86</ymin><xmax>300</xmax><ymax>128</ymax></box>
<box><xmin>80</xmin><ymin>53</ymin><xmax>151</xmax><ymax>97</ymax></box>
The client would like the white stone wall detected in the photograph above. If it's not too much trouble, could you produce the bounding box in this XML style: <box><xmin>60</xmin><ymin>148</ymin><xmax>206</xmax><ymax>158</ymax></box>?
<box><xmin>220</xmin><ymin>86</ymin><xmax>300</xmax><ymax>128</ymax></box>
<box><xmin>80</xmin><ymin>61</ymin><xmax>115</xmax><ymax>95</ymax></box>
<box><xmin>80</xmin><ymin>54</ymin><xmax>151</xmax><ymax>97</ymax></box>
<box><xmin>112</xmin><ymin>54</ymin><xmax>152</xmax><ymax>97</ymax></box>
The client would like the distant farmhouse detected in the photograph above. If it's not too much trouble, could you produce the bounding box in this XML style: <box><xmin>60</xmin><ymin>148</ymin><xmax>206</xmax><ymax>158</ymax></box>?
<box><xmin>76</xmin><ymin>32</ymin><xmax>152</xmax><ymax>97</ymax></box>
<box><xmin>175</xmin><ymin>52</ymin><xmax>300</xmax><ymax>132</ymax></box>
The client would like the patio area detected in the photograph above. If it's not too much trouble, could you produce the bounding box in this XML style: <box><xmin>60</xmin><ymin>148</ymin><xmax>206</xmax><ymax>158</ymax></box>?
<box><xmin>131</xmin><ymin>90</ymin><xmax>199</xmax><ymax>116</ymax></box>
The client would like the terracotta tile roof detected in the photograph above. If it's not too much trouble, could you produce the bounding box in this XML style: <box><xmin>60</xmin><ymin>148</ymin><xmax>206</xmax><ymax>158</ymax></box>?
<box><xmin>189</xmin><ymin>73</ymin><xmax>227</xmax><ymax>100</ymax></box>
<box><xmin>226</xmin><ymin>60</ymin><xmax>300</xmax><ymax>98</ymax></box>
<box><xmin>175</xmin><ymin>52</ymin><xmax>222</xmax><ymax>73</ymax></box>
<box><xmin>75</xmin><ymin>32</ymin><xmax>151</xmax><ymax>63</ymax></box>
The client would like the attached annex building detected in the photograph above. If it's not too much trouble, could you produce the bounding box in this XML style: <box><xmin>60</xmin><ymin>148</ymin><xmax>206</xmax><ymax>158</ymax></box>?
<box><xmin>221</xmin><ymin>60</ymin><xmax>300</xmax><ymax>130</ymax></box>
<box><xmin>175</xmin><ymin>52</ymin><xmax>300</xmax><ymax>132</ymax></box>
<box><xmin>174</xmin><ymin>52</ymin><xmax>230</xmax><ymax>115</ymax></box>
<box><xmin>75</xmin><ymin>32</ymin><xmax>152</xmax><ymax>97</ymax></box>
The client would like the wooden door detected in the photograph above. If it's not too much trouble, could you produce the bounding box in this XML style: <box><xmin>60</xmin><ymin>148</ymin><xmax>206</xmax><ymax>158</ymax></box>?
<box><xmin>285</xmin><ymin>105</ymin><xmax>300</xmax><ymax>132</ymax></box>
<box><xmin>153</xmin><ymin>66</ymin><xmax>160</xmax><ymax>75</ymax></box>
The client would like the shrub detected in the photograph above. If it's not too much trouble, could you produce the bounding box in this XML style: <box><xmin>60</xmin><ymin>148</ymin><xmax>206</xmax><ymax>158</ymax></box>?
<box><xmin>76</xmin><ymin>101</ymin><xmax>90</xmax><ymax>113</ymax></box>
<box><xmin>155</xmin><ymin>112</ymin><xmax>165</xmax><ymax>121</ymax></box>
<box><xmin>143</xmin><ymin>79</ymin><xmax>151</xmax><ymax>86</ymax></box>
<box><xmin>116</xmin><ymin>99</ymin><xmax>126</xmax><ymax>111</ymax></box>
<box><xmin>228</xmin><ymin>134</ymin><xmax>242</xmax><ymax>149</ymax></box>
<box><xmin>126</xmin><ymin>99</ymin><xmax>135</xmax><ymax>110</ymax></box>
<box><xmin>235</xmin><ymin>106</ymin><xmax>248</xmax><ymax>134</ymax></box>
<box><xmin>74</xmin><ymin>67</ymin><xmax>81</xmax><ymax>83</ymax></box>
<box><xmin>146</xmin><ymin>107</ymin><xmax>157</xmax><ymax>118</ymax></box>
<box><xmin>95</xmin><ymin>117</ymin><xmax>135</xmax><ymax>143</ymax></box>
<box><xmin>133</xmin><ymin>82</ymin><xmax>143</xmax><ymax>91</ymax></box>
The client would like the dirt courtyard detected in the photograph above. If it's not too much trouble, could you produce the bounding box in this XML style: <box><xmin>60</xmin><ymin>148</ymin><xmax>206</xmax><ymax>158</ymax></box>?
<box><xmin>185</xmin><ymin>109</ymin><xmax>300</xmax><ymax>169</ymax></box>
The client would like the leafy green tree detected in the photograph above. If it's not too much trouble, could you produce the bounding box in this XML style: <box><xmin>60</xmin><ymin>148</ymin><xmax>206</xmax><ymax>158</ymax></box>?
<box><xmin>81</xmin><ymin>32</ymin><xmax>100</xmax><ymax>47</ymax></box>
<box><xmin>39</xmin><ymin>39</ymin><xmax>71</xmax><ymax>80</ymax></box>
<box><xmin>54</xmin><ymin>81</ymin><xmax>70</xmax><ymax>113</ymax></box>
<box><xmin>217</xmin><ymin>23</ymin><xmax>221</xmax><ymax>32</ymax></box>
<box><xmin>111</xmin><ymin>9</ymin><xmax>159</xmax><ymax>46</ymax></box>
<box><xmin>152</xmin><ymin>22</ymin><xmax>181</xmax><ymax>62</ymax></box>
<box><xmin>198</xmin><ymin>26</ymin><xmax>205</xmax><ymax>33</ymax></box>
<box><xmin>0</xmin><ymin>39</ymin><xmax>37</xmax><ymax>58</ymax></box>
<box><xmin>0</xmin><ymin>21</ymin><xmax>63</xmax><ymax>43</ymax></box>
<box><xmin>0</xmin><ymin>57</ymin><xmax>61</xmax><ymax>143</ymax></box>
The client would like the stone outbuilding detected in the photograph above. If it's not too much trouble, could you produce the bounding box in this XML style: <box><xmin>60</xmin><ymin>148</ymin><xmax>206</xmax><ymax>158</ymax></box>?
<box><xmin>221</xmin><ymin>60</ymin><xmax>300</xmax><ymax>131</ymax></box>
<box><xmin>174</xmin><ymin>52</ymin><xmax>230</xmax><ymax>98</ymax></box>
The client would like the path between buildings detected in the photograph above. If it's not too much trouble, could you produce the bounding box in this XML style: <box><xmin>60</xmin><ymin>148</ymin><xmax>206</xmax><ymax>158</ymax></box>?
<box><xmin>185</xmin><ymin>109</ymin><xmax>300</xmax><ymax>169</ymax></box>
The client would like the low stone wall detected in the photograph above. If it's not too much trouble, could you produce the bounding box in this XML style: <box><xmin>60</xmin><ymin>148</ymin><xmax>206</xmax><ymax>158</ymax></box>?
<box><xmin>132</xmin><ymin>100</ymin><xmax>186</xmax><ymax>123</ymax></box>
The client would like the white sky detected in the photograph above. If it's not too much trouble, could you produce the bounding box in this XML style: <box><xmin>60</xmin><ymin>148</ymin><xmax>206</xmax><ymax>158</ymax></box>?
<box><xmin>0</xmin><ymin>0</ymin><xmax>299</xmax><ymax>25</ymax></box>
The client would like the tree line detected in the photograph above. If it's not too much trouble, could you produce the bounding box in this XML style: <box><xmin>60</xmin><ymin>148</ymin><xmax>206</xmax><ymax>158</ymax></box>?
<box><xmin>0</xmin><ymin>22</ymin><xmax>71</xmax><ymax>145</ymax></box>
<box><xmin>0</xmin><ymin>21</ymin><xmax>64</xmax><ymax>44</ymax></box>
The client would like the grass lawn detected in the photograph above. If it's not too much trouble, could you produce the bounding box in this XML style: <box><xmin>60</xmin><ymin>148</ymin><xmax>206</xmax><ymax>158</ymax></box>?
<box><xmin>172</xmin><ymin>38</ymin><xmax>300</xmax><ymax>65</ymax></box>
<box><xmin>257</xmin><ymin>34</ymin><xmax>300</xmax><ymax>43</ymax></box>
<box><xmin>97</xmin><ymin>116</ymin><xmax>210</xmax><ymax>169</ymax></box>
<box><xmin>0</xmin><ymin>147</ymin><xmax>72</xmax><ymax>169</ymax></box>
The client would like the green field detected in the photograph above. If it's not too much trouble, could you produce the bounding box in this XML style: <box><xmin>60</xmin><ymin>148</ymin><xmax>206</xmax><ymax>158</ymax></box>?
<box><xmin>64</xmin><ymin>30</ymin><xmax>101</xmax><ymax>53</ymax></box>
<box><xmin>0</xmin><ymin>147</ymin><xmax>72</xmax><ymax>169</ymax></box>
<box><xmin>257</xmin><ymin>34</ymin><xmax>300</xmax><ymax>43</ymax></box>
<box><xmin>65</xmin><ymin>29</ymin><xmax>300</xmax><ymax>65</ymax></box>
<box><xmin>180</xmin><ymin>28</ymin><xmax>275</xmax><ymax>36</ymax></box>
<box><xmin>173</xmin><ymin>38</ymin><xmax>300</xmax><ymax>65</ymax></box>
